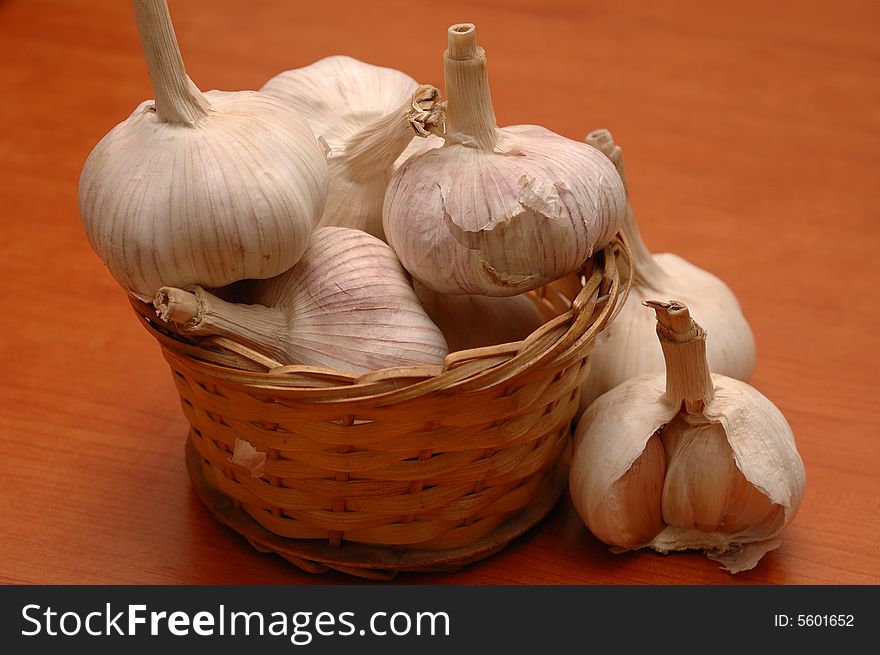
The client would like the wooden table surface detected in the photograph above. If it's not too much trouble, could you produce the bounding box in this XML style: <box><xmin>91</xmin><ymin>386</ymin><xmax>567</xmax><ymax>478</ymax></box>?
<box><xmin>1</xmin><ymin>0</ymin><xmax>878</xmax><ymax>585</ymax></box>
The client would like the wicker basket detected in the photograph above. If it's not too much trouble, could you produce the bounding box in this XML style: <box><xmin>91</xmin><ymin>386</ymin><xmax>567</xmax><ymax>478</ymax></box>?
<box><xmin>131</xmin><ymin>238</ymin><xmax>629</xmax><ymax>580</ymax></box>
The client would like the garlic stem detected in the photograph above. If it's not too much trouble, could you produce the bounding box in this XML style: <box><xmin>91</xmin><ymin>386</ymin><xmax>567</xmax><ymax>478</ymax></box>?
<box><xmin>443</xmin><ymin>24</ymin><xmax>498</xmax><ymax>150</ymax></box>
<box><xmin>343</xmin><ymin>85</ymin><xmax>442</xmax><ymax>179</ymax></box>
<box><xmin>156</xmin><ymin>286</ymin><xmax>289</xmax><ymax>362</ymax></box>
<box><xmin>586</xmin><ymin>129</ymin><xmax>666</xmax><ymax>289</ymax></box>
<box><xmin>155</xmin><ymin>286</ymin><xmax>200</xmax><ymax>324</ymax></box>
<box><xmin>621</xmin><ymin>207</ymin><xmax>668</xmax><ymax>290</ymax></box>
<box><xmin>131</xmin><ymin>0</ymin><xmax>209</xmax><ymax>126</ymax></box>
<box><xmin>644</xmin><ymin>300</ymin><xmax>715</xmax><ymax>413</ymax></box>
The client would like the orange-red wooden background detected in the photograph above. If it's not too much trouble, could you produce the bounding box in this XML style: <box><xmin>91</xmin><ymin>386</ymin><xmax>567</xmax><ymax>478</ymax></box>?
<box><xmin>1</xmin><ymin>0</ymin><xmax>878</xmax><ymax>584</ymax></box>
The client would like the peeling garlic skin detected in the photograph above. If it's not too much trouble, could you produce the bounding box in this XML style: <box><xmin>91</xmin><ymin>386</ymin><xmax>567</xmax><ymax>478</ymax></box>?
<box><xmin>569</xmin><ymin>301</ymin><xmax>805</xmax><ymax>573</ymax></box>
<box><xmin>571</xmin><ymin>374</ymin><xmax>803</xmax><ymax>570</ymax></box>
<box><xmin>385</xmin><ymin>126</ymin><xmax>626</xmax><ymax>296</ymax></box>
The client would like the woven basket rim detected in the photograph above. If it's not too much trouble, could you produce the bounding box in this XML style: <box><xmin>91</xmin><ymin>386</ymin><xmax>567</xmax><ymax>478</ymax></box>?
<box><xmin>131</xmin><ymin>235</ymin><xmax>632</xmax><ymax>402</ymax></box>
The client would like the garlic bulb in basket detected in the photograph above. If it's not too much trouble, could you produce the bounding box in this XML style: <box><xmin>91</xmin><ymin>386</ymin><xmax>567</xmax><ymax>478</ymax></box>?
<box><xmin>570</xmin><ymin>300</ymin><xmax>805</xmax><ymax>573</ymax></box>
<box><xmin>578</xmin><ymin>129</ymin><xmax>755</xmax><ymax>411</ymax></box>
<box><xmin>155</xmin><ymin>227</ymin><xmax>449</xmax><ymax>374</ymax></box>
<box><xmin>383</xmin><ymin>24</ymin><xmax>626</xmax><ymax>296</ymax></box>
<box><xmin>414</xmin><ymin>281</ymin><xmax>546</xmax><ymax>351</ymax></box>
<box><xmin>78</xmin><ymin>0</ymin><xmax>328</xmax><ymax>299</ymax></box>
<box><xmin>262</xmin><ymin>56</ymin><xmax>444</xmax><ymax>239</ymax></box>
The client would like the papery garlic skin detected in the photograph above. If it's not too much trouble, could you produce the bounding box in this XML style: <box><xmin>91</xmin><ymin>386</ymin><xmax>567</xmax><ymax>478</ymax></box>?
<box><xmin>78</xmin><ymin>0</ymin><xmax>328</xmax><ymax>300</ymax></box>
<box><xmin>570</xmin><ymin>302</ymin><xmax>805</xmax><ymax>573</ymax></box>
<box><xmin>155</xmin><ymin>227</ymin><xmax>449</xmax><ymax>374</ymax></box>
<box><xmin>80</xmin><ymin>92</ymin><xmax>328</xmax><ymax>299</ymax></box>
<box><xmin>230</xmin><ymin>438</ymin><xmax>267</xmax><ymax>479</ymax></box>
<box><xmin>579</xmin><ymin>129</ymin><xmax>754</xmax><ymax>411</ymax></box>
<box><xmin>413</xmin><ymin>281</ymin><xmax>545</xmax><ymax>351</ymax></box>
<box><xmin>383</xmin><ymin>25</ymin><xmax>626</xmax><ymax>296</ymax></box>
<box><xmin>262</xmin><ymin>56</ymin><xmax>443</xmax><ymax>239</ymax></box>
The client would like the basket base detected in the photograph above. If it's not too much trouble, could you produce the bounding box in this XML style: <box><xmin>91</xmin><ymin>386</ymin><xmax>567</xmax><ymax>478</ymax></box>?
<box><xmin>185</xmin><ymin>434</ymin><xmax>570</xmax><ymax>581</ymax></box>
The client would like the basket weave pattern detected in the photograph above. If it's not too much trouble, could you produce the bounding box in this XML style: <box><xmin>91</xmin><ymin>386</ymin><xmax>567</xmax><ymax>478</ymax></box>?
<box><xmin>132</xmin><ymin>239</ymin><xmax>628</xmax><ymax>574</ymax></box>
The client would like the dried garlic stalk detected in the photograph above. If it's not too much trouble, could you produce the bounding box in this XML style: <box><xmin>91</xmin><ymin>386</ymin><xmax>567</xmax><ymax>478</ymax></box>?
<box><xmin>579</xmin><ymin>129</ymin><xmax>755</xmax><ymax>411</ymax></box>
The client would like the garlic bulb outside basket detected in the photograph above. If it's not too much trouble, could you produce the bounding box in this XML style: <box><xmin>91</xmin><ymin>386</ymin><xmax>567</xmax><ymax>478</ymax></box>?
<box><xmin>413</xmin><ymin>281</ymin><xmax>546</xmax><ymax>351</ymax></box>
<box><xmin>78</xmin><ymin>0</ymin><xmax>328</xmax><ymax>300</ymax></box>
<box><xmin>155</xmin><ymin>227</ymin><xmax>449</xmax><ymax>374</ymax></box>
<box><xmin>262</xmin><ymin>56</ymin><xmax>444</xmax><ymax>239</ymax></box>
<box><xmin>569</xmin><ymin>300</ymin><xmax>805</xmax><ymax>573</ymax></box>
<box><xmin>578</xmin><ymin>129</ymin><xmax>755</xmax><ymax>411</ymax></box>
<box><xmin>383</xmin><ymin>24</ymin><xmax>627</xmax><ymax>296</ymax></box>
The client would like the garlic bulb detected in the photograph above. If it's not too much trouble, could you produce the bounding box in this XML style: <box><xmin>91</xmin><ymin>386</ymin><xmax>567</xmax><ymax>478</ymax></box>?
<box><xmin>262</xmin><ymin>56</ymin><xmax>444</xmax><ymax>239</ymax></box>
<box><xmin>579</xmin><ymin>129</ymin><xmax>755</xmax><ymax>411</ymax></box>
<box><xmin>570</xmin><ymin>300</ymin><xmax>805</xmax><ymax>573</ymax></box>
<box><xmin>413</xmin><ymin>281</ymin><xmax>545</xmax><ymax>351</ymax></box>
<box><xmin>154</xmin><ymin>227</ymin><xmax>449</xmax><ymax>374</ymax></box>
<box><xmin>382</xmin><ymin>24</ymin><xmax>626</xmax><ymax>296</ymax></box>
<box><xmin>78</xmin><ymin>0</ymin><xmax>328</xmax><ymax>300</ymax></box>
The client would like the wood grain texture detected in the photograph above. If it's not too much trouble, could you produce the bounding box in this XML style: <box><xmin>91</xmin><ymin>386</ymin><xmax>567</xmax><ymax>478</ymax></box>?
<box><xmin>1</xmin><ymin>0</ymin><xmax>878</xmax><ymax>584</ymax></box>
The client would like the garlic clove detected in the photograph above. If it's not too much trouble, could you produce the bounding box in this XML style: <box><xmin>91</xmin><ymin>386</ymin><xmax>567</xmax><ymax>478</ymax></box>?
<box><xmin>413</xmin><ymin>280</ymin><xmax>546</xmax><ymax>351</ymax></box>
<box><xmin>571</xmin><ymin>433</ymin><xmax>666</xmax><ymax>549</ymax></box>
<box><xmin>383</xmin><ymin>24</ymin><xmax>626</xmax><ymax>296</ymax></box>
<box><xmin>79</xmin><ymin>0</ymin><xmax>328</xmax><ymax>299</ymax></box>
<box><xmin>578</xmin><ymin>129</ymin><xmax>755</xmax><ymax>411</ymax></box>
<box><xmin>570</xmin><ymin>374</ymin><xmax>676</xmax><ymax>540</ymax></box>
<box><xmin>661</xmin><ymin>417</ymin><xmax>733</xmax><ymax>532</ymax></box>
<box><xmin>156</xmin><ymin>227</ymin><xmax>449</xmax><ymax>374</ymax></box>
<box><xmin>262</xmin><ymin>56</ymin><xmax>444</xmax><ymax>239</ymax></box>
<box><xmin>660</xmin><ymin>415</ymin><xmax>782</xmax><ymax>535</ymax></box>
